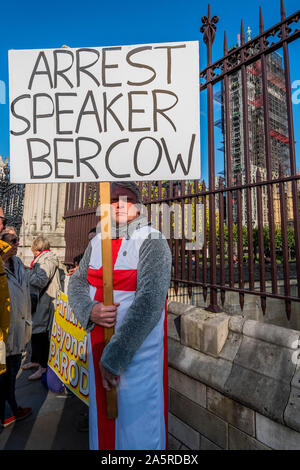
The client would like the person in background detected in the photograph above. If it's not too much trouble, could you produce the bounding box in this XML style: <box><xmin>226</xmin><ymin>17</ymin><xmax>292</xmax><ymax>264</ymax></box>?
<box><xmin>22</xmin><ymin>236</ymin><xmax>61</xmax><ymax>380</ymax></box>
<box><xmin>0</xmin><ymin>230</ymin><xmax>32</xmax><ymax>428</ymax></box>
<box><xmin>0</xmin><ymin>208</ymin><xmax>9</xmax><ymax>383</ymax></box>
<box><xmin>2</xmin><ymin>226</ymin><xmax>17</xmax><ymax>235</ymax></box>
<box><xmin>0</xmin><ymin>207</ymin><xmax>5</xmax><ymax>229</ymax></box>
<box><xmin>0</xmin><ymin>207</ymin><xmax>6</xmax><ymax>232</ymax></box>
<box><xmin>67</xmin><ymin>227</ymin><xmax>97</xmax><ymax>277</ymax></box>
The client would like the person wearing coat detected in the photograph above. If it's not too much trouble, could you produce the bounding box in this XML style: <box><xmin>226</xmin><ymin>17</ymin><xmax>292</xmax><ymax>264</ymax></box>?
<box><xmin>0</xmin><ymin>225</ymin><xmax>20</xmax><ymax>378</ymax></box>
<box><xmin>22</xmin><ymin>236</ymin><xmax>61</xmax><ymax>381</ymax></box>
<box><xmin>0</xmin><ymin>231</ymin><xmax>32</xmax><ymax>429</ymax></box>
<box><xmin>0</xmin><ymin>208</ymin><xmax>10</xmax><ymax>377</ymax></box>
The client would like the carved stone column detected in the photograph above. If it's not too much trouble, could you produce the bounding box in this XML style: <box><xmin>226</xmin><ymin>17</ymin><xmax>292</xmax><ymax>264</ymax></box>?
<box><xmin>18</xmin><ymin>183</ymin><xmax>66</xmax><ymax>268</ymax></box>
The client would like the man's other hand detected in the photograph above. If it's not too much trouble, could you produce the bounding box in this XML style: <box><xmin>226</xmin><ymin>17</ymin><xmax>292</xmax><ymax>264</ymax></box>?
<box><xmin>99</xmin><ymin>361</ymin><xmax>120</xmax><ymax>391</ymax></box>
<box><xmin>90</xmin><ymin>302</ymin><xmax>119</xmax><ymax>328</ymax></box>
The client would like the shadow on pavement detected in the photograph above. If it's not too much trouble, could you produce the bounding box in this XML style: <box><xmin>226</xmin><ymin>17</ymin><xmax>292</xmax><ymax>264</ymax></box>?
<box><xmin>0</xmin><ymin>366</ymin><xmax>89</xmax><ymax>450</ymax></box>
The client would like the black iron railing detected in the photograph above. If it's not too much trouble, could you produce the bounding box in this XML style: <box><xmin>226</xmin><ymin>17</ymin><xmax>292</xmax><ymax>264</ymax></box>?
<box><xmin>64</xmin><ymin>1</ymin><xmax>300</xmax><ymax>320</ymax></box>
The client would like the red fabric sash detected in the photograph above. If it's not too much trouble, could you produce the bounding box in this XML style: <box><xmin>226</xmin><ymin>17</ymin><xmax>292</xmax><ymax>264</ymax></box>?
<box><xmin>88</xmin><ymin>237</ymin><xmax>137</xmax><ymax>450</ymax></box>
<box><xmin>87</xmin><ymin>237</ymin><xmax>137</xmax><ymax>301</ymax></box>
<box><xmin>87</xmin><ymin>237</ymin><xmax>167</xmax><ymax>450</ymax></box>
<box><xmin>88</xmin><ymin>268</ymin><xmax>137</xmax><ymax>301</ymax></box>
<box><xmin>163</xmin><ymin>299</ymin><xmax>168</xmax><ymax>449</ymax></box>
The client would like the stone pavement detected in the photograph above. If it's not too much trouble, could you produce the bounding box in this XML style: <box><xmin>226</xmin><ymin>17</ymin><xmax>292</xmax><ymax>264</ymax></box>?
<box><xmin>0</xmin><ymin>363</ymin><xmax>89</xmax><ymax>450</ymax></box>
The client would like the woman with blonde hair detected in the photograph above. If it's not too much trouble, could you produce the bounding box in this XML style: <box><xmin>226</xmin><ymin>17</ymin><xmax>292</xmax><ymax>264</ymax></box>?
<box><xmin>22</xmin><ymin>236</ymin><xmax>61</xmax><ymax>380</ymax></box>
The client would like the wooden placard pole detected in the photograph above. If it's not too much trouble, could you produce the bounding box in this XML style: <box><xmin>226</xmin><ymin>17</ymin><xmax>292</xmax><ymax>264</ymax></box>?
<box><xmin>99</xmin><ymin>181</ymin><xmax>118</xmax><ymax>419</ymax></box>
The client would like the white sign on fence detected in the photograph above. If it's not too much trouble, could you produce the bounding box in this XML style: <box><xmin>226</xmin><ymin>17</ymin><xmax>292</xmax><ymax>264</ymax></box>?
<box><xmin>9</xmin><ymin>41</ymin><xmax>200</xmax><ymax>183</ymax></box>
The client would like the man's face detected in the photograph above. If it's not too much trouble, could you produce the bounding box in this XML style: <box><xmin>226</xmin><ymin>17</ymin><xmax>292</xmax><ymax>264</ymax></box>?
<box><xmin>111</xmin><ymin>187</ymin><xmax>139</xmax><ymax>225</ymax></box>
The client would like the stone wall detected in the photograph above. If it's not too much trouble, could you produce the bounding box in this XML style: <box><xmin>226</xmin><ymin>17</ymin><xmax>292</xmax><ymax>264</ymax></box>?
<box><xmin>167</xmin><ymin>301</ymin><xmax>300</xmax><ymax>450</ymax></box>
<box><xmin>168</xmin><ymin>281</ymin><xmax>300</xmax><ymax>331</ymax></box>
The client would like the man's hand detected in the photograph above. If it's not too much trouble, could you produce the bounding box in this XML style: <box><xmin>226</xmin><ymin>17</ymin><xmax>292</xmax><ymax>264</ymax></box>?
<box><xmin>1</xmin><ymin>247</ymin><xmax>16</xmax><ymax>264</ymax></box>
<box><xmin>90</xmin><ymin>302</ymin><xmax>120</xmax><ymax>328</ymax></box>
<box><xmin>99</xmin><ymin>361</ymin><xmax>120</xmax><ymax>391</ymax></box>
<box><xmin>1</xmin><ymin>251</ymin><xmax>11</xmax><ymax>264</ymax></box>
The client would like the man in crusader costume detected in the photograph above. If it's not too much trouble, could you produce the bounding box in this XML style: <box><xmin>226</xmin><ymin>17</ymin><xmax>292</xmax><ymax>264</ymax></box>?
<box><xmin>68</xmin><ymin>182</ymin><xmax>171</xmax><ymax>450</ymax></box>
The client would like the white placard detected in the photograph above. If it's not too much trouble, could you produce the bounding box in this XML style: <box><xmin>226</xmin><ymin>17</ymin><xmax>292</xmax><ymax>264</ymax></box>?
<box><xmin>9</xmin><ymin>41</ymin><xmax>200</xmax><ymax>183</ymax></box>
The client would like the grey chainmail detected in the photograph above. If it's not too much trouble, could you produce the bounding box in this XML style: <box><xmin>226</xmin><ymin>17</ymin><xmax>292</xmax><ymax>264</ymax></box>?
<box><xmin>67</xmin><ymin>215</ymin><xmax>171</xmax><ymax>375</ymax></box>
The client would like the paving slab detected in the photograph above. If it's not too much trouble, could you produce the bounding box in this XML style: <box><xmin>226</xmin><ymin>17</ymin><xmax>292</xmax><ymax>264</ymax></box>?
<box><xmin>0</xmin><ymin>367</ymin><xmax>89</xmax><ymax>450</ymax></box>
